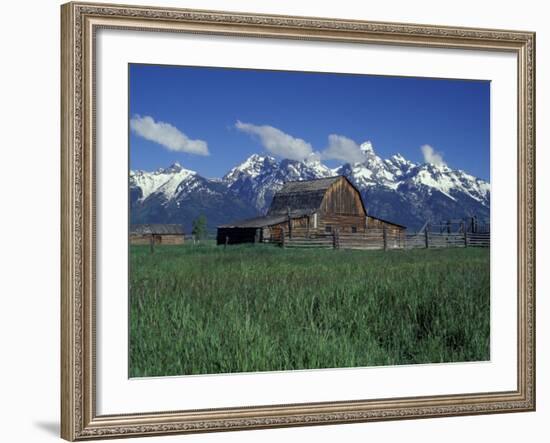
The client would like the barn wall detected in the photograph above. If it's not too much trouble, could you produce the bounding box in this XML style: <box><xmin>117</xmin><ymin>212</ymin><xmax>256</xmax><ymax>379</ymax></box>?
<box><xmin>366</xmin><ymin>216</ymin><xmax>406</xmax><ymax>248</ymax></box>
<box><xmin>160</xmin><ymin>235</ymin><xmax>185</xmax><ymax>245</ymax></box>
<box><xmin>366</xmin><ymin>216</ymin><xmax>404</xmax><ymax>233</ymax></box>
<box><xmin>130</xmin><ymin>234</ymin><xmax>184</xmax><ymax>245</ymax></box>
<box><xmin>262</xmin><ymin>226</ymin><xmax>283</xmax><ymax>243</ymax></box>
<box><xmin>130</xmin><ymin>234</ymin><xmax>151</xmax><ymax>245</ymax></box>
<box><xmin>318</xmin><ymin>214</ymin><xmax>367</xmax><ymax>233</ymax></box>
<box><xmin>320</xmin><ymin>178</ymin><xmax>366</xmax><ymax>216</ymax></box>
<box><xmin>267</xmin><ymin>214</ymin><xmax>369</xmax><ymax>237</ymax></box>
<box><xmin>268</xmin><ymin>216</ymin><xmax>312</xmax><ymax>238</ymax></box>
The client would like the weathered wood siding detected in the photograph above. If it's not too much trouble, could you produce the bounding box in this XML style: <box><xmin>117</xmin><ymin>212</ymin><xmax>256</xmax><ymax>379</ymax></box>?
<box><xmin>318</xmin><ymin>214</ymin><xmax>367</xmax><ymax>233</ymax></box>
<box><xmin>314</xmin><ymin>178</ymin><xmax>367</xmax><ymax>233</ymax></box>
<box><xmin>365</xmin><ymin>216</ymin><xmax>406</xmax><ymax>247</ymax></box>
<box><xmin>262</xmin><ymin>226</ymin><xmax>283</xmax><ymax>243</ymax></box>
<box><xmin>159</xmin><ymin>235</ymin><xmax>185</xmax><ymax>245</ymax></box>
<box><xmin>366</xmin><ymin>216</ymin><xmax>404</xmax><ymax>234</ymax></box>
<box><xmin>266</xmin><ymin>216</ymin><xmax>311</xmax><ymax>240</ymax></box>
<box><xmin>320</xmin><ymin>177</ymin><xmax>366</xmax><ymax>216</ymax></box>
<box><xmin>130</xmin><ymin>234</ymin><xmax>151</xmax><ymax>245</ymax></box>
<box><xmin>130</xmin><ymin>234</ymin><xmax>184</xmax><ymax>245</ymax></box>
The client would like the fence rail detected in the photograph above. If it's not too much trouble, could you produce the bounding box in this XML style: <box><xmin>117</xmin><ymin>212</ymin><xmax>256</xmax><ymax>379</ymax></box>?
<box><xmin>275</xmin><ymin>228</ymin><xmax>489</xmax><ymax>250</ymax></box>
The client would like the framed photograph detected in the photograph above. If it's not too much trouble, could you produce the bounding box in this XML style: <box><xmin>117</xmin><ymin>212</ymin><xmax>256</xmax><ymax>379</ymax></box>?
<box><xmin>61</xmin><ymin>1</ymin><xmax>536</xmax><ymax>440</ymax></box>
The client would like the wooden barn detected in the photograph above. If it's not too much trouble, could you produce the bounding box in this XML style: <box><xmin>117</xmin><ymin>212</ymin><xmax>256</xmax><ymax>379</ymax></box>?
<box><xmin>217</xmin><ymin>176</ymin><xmax>405</xmax><ymax>245</ymax></box>
<box><xmin>130</xmin><ymin>224</ymin><xmax>185</xmax><ymax>245</ymax></box>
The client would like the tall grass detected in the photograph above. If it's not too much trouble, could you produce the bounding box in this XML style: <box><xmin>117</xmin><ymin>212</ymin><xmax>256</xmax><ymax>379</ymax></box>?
<box><xmin>129</xmin><ymin>243</ymin><xmax>490</xmax><ymax>377</ymax></box>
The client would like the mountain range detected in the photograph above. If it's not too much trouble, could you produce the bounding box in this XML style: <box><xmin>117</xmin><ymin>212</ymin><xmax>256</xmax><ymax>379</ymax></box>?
<box><xmin>130</xmin><ymin>142</ymin><xmax>490</xmax><ymax>233</ymax></box>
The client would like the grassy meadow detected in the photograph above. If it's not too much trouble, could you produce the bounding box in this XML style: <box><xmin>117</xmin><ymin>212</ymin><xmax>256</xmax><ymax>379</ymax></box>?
<box><xmin>129</xmin><ymin>243</ymin><xmax>490</xmax><ymax>377</ymax></box>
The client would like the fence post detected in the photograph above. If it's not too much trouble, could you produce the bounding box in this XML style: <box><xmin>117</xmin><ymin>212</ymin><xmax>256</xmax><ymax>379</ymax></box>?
<box><xmin>287</xmin><ymin>207</ymin><xmax>292</xmax><ymax>239</ymax></box>
<box><xmin>424</xmin><ymin>226</ymin><xmax>429</xmax><ymax>249</ymax></box>
<box><xmin>383</xmin><ymin>225</ymin><xmax>388</xmax><ymax>251</ymax></box>
<box><xmin>149</xmin><ymin>235</ymin><xmax>154</xmax><ymax>253</ymax></box>
<box><xmin>463</xmin><ymin>227</ymin><xmax>468</xmax><ymax>248</ymax></box>
<box><xmin>332</xmin><ymin>229</ymin><xmax>339</xmax><ymax>249</ymax></box>
<box><xmin>281</xmin><ymin>228</ymin><xmax>286</xmax><ymax>248</ymax></box>
<box><xmin>225</xmin><ymin>235</ymin><xmax>229</xmax><ymax>249</ymax></box>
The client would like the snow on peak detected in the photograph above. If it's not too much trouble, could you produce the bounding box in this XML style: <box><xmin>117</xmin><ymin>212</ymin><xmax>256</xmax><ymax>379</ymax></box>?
<box><xmin>243</xmin><ymin>153</ymin><xmax>267</xmax><ymax>165</ymax></box>
<box><xmin>360</xmin><ymin>141</ymin><xmax>384</xmax><ymax>164</ymax></box>
<box><xmin>425</xmin><ymin>161</ymin><xmax>451</xmax><ymax>174</ymax></box>
<box><xmin>390</xmin><ymin>153</ymin><xmax>408</xmax><ymax>164</ymax></box>
<box><xmin>360</xmin><ymin>141</ymin><xmax>375</xmax><ymax>154</ymax></box>
<box><xmin>404</xmin><ymin>162</ymin><xmax>490</xmax><ymax>205</ymax></box>
<box><xmin>223</xmin><ymin>154</ymin><xmax>277</xmax><ymax>183</ymax></box>
<box><xmin>336</xmin><ymin>141</ymin><xmax>397</xmax><ymax>187</ymax></box>
<box><xmin>130</xmin><ymin>162</ymin><xmax>196</xmax><ymax>201</ymax></box>
<box><xmin>385</xmin><ymin>154</ymin><xmax>415</xmax><ymax>175</ymax></box>
<box><xmin>165</xmin><ymin>161</ymin><xmax>183</xmax><ymax>172</ymax></box>
<box><xmin>302</xmin><ymin>158</ymin><xmax>333</xmax><ymax>177</ymax></box>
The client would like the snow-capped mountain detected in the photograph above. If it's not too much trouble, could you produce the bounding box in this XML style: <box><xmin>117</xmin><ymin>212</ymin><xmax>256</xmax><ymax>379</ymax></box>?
<box><xmin>223</xmin><ymin>154</ymin><xmax>333</xmax><ymax>212</ymax></box>
<box><xmin>130</xmin><ymin>144</ymin><xmax>490</xmax><ymax>232</ymax></box>
<box><xmin>334</xmin><ymin>142</ymin><xmax>489</xmax><ymax>203</ymax></box>
<box><xmin>332</xmin><ymin>142</ymin><xmax>489</xmax><ymax>228</ymax></box>
<box><xmin>130</xmin><ymin>162</ymin><xmax>258</xmax><ymax>232</ymax></box>
<box><xmin>130</xmin><ymin>162</ymin><xmax>197</xmax><ymax>202</ymax></box>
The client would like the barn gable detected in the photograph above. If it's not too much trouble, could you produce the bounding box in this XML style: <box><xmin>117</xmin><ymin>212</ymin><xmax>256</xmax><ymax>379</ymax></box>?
<box><xmin>319</xmin><ymin>176</ymin><xmax>366</xmax><ymax>216</ymax></box>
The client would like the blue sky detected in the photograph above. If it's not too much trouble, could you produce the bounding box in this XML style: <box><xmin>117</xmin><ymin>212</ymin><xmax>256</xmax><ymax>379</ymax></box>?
<box><xmin>129</xmin><ymin>64</ymin><xmax>490</xmax><ymax>180</ymax></box>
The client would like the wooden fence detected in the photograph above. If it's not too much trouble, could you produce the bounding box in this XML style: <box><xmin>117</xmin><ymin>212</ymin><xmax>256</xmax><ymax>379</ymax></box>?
<box><xmin>405</xmin><ymin>232</ymin><xmax>490</xmax><ymax>249</ymax></box>
<box><xmin>276</xmin><ymin>227</ymin><xmax>489</xmax><ymax>250</ymax></box>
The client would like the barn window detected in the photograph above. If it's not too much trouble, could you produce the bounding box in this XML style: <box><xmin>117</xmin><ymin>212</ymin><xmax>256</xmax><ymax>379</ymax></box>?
<box><xmin>351</xmin><ymin>226</ymin><xmax>357</xmax><ymax>233</ymax></box>
<box><xmin>325</xmin><ymin>226</ymin><xmax>332</xmax><ymax>233</ymax></box>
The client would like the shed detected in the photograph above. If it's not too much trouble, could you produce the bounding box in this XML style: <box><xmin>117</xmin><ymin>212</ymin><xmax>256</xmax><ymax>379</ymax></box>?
<box><xmin>130</xmin><ymin>224</ymin><xmax>185</xmax><ymax>245</ymax></box>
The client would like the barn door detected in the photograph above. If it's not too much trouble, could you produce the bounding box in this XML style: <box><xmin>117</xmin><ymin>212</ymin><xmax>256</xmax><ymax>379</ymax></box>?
<box><xmin>271</xmin><ymin>227</ymin><xmax>283</xmax><ymax>243</ymax></box>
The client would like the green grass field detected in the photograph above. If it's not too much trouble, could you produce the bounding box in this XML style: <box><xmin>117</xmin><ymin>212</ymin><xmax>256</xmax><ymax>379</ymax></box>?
<box><xmin>129</xmin><ymin>243</ymin><xmax>490</xmax><ymax>377</ymax></box>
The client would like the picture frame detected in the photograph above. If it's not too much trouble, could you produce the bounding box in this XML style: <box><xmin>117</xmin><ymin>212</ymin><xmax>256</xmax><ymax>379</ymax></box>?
<box><xmin>61</xmin><ymin>1</ymin><xmax>536</xmax><ymax>440</ymax></box>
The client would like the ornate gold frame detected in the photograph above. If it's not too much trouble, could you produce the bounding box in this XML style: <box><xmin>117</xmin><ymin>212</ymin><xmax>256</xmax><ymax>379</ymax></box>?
<box><xmin>61</xmin><ymin>2</ymin><xmax>536</xmax><ymax>440</ymax></box>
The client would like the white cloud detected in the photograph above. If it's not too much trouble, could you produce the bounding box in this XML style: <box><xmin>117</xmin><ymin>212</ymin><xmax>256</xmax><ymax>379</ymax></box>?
<box><xmin>322</xmin><ymin>134</ymin><xmax>365</xmax><ymax>164</ymax></box>
<box><xmin>421</xmin><ymin>144</ymin><xmax>446</xmax><ymax>166</ymax></box>
<box><xmin>235</xmin><ymin>121</ymin><xmax>314</xmax><ymax>161</ymax></box>
<box><xmin>130</xmin><ymin>115</ymin><xmax>209</xmax><ymax>156</ymax></box>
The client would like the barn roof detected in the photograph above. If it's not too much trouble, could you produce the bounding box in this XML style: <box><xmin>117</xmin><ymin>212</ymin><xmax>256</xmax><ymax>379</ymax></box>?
<box><xmin>367</xmin><ymin>214</ymin><xmax>407</xmax><ymax>229</ymax></box>
<box><xmin>130</xmin><ymin>224</ymin><xmax>184</xmax><ymax>235</ymax></box>
<box><xmin>218</xmin><ymin>209</ymin><xmax>312</xmax><ymax>229</ymax></box>
<box><xmin>267</xmin><ymin>176</ymin><xmax>343</xmax><ymax>215</ymax></box>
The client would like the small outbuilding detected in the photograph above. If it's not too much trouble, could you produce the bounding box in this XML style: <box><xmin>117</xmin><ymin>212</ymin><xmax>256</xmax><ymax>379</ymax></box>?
<box><xmin>130</xmin><ymin>224</ymin><xmax>185</xmax><ymax>245</ymax></box>
<box><xmin>217</xmin><ymin>176</ymin><xmax>406</xmax><ymax>245</ymax></box>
